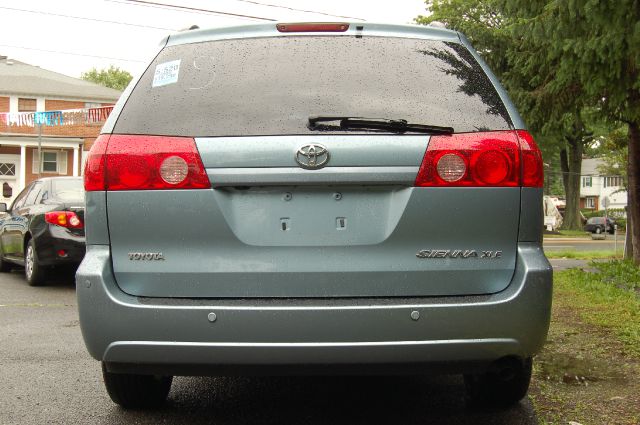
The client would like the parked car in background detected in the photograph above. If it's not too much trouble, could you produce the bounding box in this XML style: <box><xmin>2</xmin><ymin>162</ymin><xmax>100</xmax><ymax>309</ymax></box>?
<box><xmin>584</xmin><ymin>216</ymin><xmax>615</xmax><ymax>234</ymax></box>
<box><xmin>0</xmin><ymin>177</ymin><xmax>85</xmax><ymax>285</ymax></box>
<box><xmin>77</xmin><ymin>22</ymin><xmax>551</xmax><ymax>409</ymax></box>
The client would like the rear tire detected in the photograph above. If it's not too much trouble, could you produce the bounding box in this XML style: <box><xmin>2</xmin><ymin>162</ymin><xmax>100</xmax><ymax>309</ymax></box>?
<box><xmin>0</xmin><ymin>246</ymin><xmax>12</xmax><ymax>272</ymax></box>
<box><xmin>595</xmin><ymin>226</ymin><xmax>602</xmax><ymax>234</ymax></box>
<box><xmin>102</xmin><ymin>363</ymin><xmax>172</xmax><ymax>409</ymax></box>
<box><xmin>25</xmin><ymin>239</ymin><xmax>45</xmax><ymax>286</ymax></box>
<box><xmin>464</xmin><ymin>357</ymin><xmax>532</xmax><ymax>407</ymax></box>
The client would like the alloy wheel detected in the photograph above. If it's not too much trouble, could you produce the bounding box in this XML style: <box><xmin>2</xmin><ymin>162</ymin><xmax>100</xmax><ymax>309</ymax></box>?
<box><xmin>26</xmin><ymin>245</ymin><xmax>34</xmax><ymax>280</ymax></box>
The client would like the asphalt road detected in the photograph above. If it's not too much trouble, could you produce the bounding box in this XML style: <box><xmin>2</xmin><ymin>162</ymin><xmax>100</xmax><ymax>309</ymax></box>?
<box><xmin>0</xmin><ymin>269</ymin><xmax>539</xmax><ymax>425</ymax></box>
<box><xmin>543</xmin><ymin>235</ymin><xmax>626</xmax><ymax>252</ymax></box>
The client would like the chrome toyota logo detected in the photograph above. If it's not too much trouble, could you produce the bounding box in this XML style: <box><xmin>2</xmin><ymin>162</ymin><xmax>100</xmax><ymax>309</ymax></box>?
<box><xmin>295</xmin><ymin>144</ymin><xmax>330</xmax><ymax>170</ymax></box>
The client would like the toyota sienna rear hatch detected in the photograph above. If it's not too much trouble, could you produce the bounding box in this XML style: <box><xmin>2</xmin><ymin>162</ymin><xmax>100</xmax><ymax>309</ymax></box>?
<box><xmin>93</xmin><ymin>24</ymin><xmax>542</xmax><ymax>298</ymax></box>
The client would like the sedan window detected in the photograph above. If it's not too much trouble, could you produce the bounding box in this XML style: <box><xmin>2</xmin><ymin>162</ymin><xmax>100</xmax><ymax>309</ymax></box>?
<box><xmin>52</xmin><ymin>179</ymin><xmax>84</xmax><ymax>201</ymax></box>
<box><xmin>10</xmin><ymin>185</ymin><xmax>31</xmax><ymax>211</ymax></box>
<box><xmin>24</xmin><ymin>182</ymin><xmax>42</xmax><ymax>206</ymax></box>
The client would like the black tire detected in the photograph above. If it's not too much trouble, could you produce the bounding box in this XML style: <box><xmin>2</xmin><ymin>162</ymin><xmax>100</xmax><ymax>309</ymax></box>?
<box><xmin>102</xmin><ymin>363</ymin><xmax>172</xmax><ymax>409</ymax></box>
<box><xmin>464</xmin><ymin>357</ymin><xmax>532</xmax><ymax>407</ymax></box>
<box><xmin>0</xmin><ymin>245</ymin><xmax>12</xmax><ymax>272</ymax></box>
<box><xmin>595</xmin><ymin>226</ymin><xmax>602</xmax><ymax>234</ymax></box>
<box><xmin>25</xmin><ymin>239</ymin><xmax>46</xmax><ymax>286</ymax></box>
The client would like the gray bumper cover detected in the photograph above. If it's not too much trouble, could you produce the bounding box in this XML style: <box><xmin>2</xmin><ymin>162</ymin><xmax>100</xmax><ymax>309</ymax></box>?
<box><xmin>77</xmin><ymin>243</ymin><xmax>552</xmax><ymax>374</ymax></box>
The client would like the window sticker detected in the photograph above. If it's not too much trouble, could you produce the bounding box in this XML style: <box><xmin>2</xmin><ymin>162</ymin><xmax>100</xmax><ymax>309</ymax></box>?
<box><xmin>152</xmin><ymin>60</ymin><xmax>181</xmax><ymax>87</ymax></box>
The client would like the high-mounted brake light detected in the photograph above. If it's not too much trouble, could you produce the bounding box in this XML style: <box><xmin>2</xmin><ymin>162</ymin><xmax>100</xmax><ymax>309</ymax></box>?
<box><xmin>415</xmin><ymin>130</ymin><xmax>544</xmax><ymax>187</ymax></box>
<box><xmin>45</xmin><ymin>211</ymin><xmax>83</xmax><ymax>229</ymax></box>
<box><xmin>83</xmin><ymin>134</ymin><xmax>211</xmax><ymax>191</ymax></box>
<box><xmin>276</xmin><ymin>23</ymin><xmax>349</xmax><ymax>32</ymax></box>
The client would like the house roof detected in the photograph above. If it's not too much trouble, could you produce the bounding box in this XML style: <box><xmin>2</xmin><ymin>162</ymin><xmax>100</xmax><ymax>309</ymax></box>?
<box><xmin>582</xmin><ymin>157</ymin><xmax>625</xmax><ymax>177</ymax></box>
<box><xmin>0</xmin><ymin>56</ymin><xmax>122</xmax><ymax>102</ymax></box>
<box><xmin>581</xmin><ymin>158</ymin><xmax>602</xmax><ymax>176</ymax></box>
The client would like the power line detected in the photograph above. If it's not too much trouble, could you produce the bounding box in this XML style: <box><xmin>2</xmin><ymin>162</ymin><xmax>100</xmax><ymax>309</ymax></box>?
<box><xmin>0</xmin><ymin>44</ymin><xmax>145</xmax><ymax>63</ymax></box>
<box><xmin>545</xmin><ymin>170</ymin><xmax>625</xmax><ymax>177</ymax></box>
<box><xmin>108</xmin><ymin>0</ymin><xmax>276</xmax><ymax>21</ymax></box>
<box><xmin>226</xmin><ymin>0</ymin><xmax>366</xmax><ymax>21</ymax></box>
<box><xmin>0</xmin><ymin>5</ymin><xmax>177</xmax><ymax>31</ymax></box>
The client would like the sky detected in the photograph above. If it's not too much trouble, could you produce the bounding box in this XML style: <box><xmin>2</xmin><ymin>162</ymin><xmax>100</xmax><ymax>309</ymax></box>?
<box><xmin>0</xmin><ymin>0</ymin><xmax>428</xmax><ymax>78</ymax></box>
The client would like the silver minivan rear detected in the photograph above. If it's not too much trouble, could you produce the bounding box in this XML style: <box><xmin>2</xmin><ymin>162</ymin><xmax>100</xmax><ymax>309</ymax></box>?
<box><xmin>77</xmin><ymin>22</ymin><xmax>552</xmax><ymax>409</ymax></box>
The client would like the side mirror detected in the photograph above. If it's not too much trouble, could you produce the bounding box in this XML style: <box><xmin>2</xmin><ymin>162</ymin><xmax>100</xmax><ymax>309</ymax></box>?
<box><xmin>0</xmin><ymin>203</ymin><xmax>6</xmax><ymax>213</ymax></box>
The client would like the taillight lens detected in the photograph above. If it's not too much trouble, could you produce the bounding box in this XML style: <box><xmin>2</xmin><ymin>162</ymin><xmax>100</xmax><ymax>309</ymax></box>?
<box><xmin>415</xmin><ymin>130</ymin><xmax>543</xmax><ymax>187</ymax></box>
<box><xmin>436</xmin><ymin>153</ymin><xmax>466</xmax><ymax>182</ymax></box>
<box><xmin>84</xmin><ymin>134</ymin><xmax>109</xmax><ymax>191</ymax></box>
<box><xmin>415</xmin><ymin>131</ymin><xmax>521</xmax><ymax>187</ymax></box>
<box><xmin>83</xmin><ymin>135</ymin><xmax>210</xmax><ymax>191</ymax></box>
<box><xmin>45</xmin><ymin>211</ymin><xmax>83</xmax><ymax>229</ymax></box>
<box><xmin>517</xmin><ymin>130</ymin><xmax>544</xmax><ymax>188</ymax></box>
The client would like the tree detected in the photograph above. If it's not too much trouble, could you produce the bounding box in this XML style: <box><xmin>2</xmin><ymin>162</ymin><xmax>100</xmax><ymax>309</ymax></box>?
<box><xmin>497</xmin><ymin>0</ymin><xmax>640</xmax><ymax>263</ymax></box>
<box><xmin>596</xmin><ymin>126</ymin><xmax>633</xmax><ymax>258</ymax></box>
<box><xmin>81</xmin><ymin>66</ymin><xmax>132</xmax><ymax>91</ymax></box>
<box><xmin>416</xmin><ymin>1</ymin><xmax>509</xmax><ymax>76</ymax></box>
<box><xmin>415</xmin><ymin>1</ymin><xmax>598</xmax><ymax>231</ymax></box>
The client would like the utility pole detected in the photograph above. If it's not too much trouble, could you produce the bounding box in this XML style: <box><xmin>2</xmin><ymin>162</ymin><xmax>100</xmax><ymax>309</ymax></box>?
<box><xmin>37</xmin><ymin>119</ymin><xmax>42</xmax><ymax>178</ymax></box>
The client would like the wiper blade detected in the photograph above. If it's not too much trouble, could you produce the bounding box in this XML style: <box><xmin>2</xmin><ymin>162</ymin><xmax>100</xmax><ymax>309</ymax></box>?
<box><xmin>308</xmin><ymin>116</ymin><xmax>454</xmax><ymax>134</ymax></box>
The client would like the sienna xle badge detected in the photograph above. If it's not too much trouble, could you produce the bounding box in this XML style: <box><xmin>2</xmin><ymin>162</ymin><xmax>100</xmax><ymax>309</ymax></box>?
<box><xmin>77</xmin><ymin>22</ymin><xmax>552</xmax><ymax>409</ymax></box>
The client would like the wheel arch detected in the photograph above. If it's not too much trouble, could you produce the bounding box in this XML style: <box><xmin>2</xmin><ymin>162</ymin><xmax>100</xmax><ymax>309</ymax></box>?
<box><xmin>24</xmin><ymin>231</ymin><xmax>33</xmax><ymax>253</ymax></box>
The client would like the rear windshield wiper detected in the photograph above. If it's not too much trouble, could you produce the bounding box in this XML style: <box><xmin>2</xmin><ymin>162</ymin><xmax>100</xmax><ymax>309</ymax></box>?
<box><xmin>308</xmin><ymin>116</ymin><xmax>454</xmax><ymax>135</ymax></box>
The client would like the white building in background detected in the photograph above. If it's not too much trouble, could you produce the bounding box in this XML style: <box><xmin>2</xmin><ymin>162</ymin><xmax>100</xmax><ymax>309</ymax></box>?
<box><xmin>0</xmin><ymin>55</ymin><xmax>120</xmax><ymax>205</ymax></box>
<box><xmin>579</xmin><ymin>157</ymin><xmax>627</xmax><ymax>211</ymax></box>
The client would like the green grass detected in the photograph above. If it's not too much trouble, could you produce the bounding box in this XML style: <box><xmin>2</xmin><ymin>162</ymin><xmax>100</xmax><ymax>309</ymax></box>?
<box><xmin>555</xmin><ymin>261</ymin><xmax>640</xmax><ymax>357</ymax></box>
<box><xmin>545</xmin><ymin>249</ymin><xmax>624</xmax><ymax>259</ymax></box>
<box><xmin>543</xmin><ymin>229</ymin><xmax>591</xmax><ymax>238</ymax></box>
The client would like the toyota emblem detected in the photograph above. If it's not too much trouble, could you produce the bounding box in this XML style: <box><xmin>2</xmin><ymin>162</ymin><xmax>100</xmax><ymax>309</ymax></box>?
<box><xmin>295</xmin><ymin>144</ymin><xmax>330</xmax><ymax>170</ymax></box>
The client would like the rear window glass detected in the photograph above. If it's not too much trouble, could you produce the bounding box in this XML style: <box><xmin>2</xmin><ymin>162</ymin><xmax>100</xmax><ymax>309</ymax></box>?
<box><xmin>52</xmin><ymin>179</ymin><xmax>84</xmax><ymax>201</ymax></box>
<box><xmin>115</xmin><ymin>36</ymin><xmax>512</xmax><ymax>137</ymax></box>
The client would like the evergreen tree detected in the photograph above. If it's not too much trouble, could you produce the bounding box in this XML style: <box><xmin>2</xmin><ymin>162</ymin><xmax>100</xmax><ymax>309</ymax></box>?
<box><xmin>417</xmin><ymin>1</ymin><xmax>640</xmax><ymax>263</ymax></box>
<box><xmin>497</xmin><ymin>0</ymin><xmax>640</xmax><ymax>262</ymax></box>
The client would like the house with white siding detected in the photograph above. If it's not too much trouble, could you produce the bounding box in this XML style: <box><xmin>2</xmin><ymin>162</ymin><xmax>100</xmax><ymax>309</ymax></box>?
<box><xmin>580</xmin><ymin>157</ymin><xmax>627</xmax><ymax>211</ymax></box>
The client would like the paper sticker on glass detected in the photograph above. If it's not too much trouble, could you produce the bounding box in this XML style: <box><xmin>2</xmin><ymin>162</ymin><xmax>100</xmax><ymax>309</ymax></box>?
<box><xmin>152</xmin><ymin>60</ymin><xmax>181</xmax><ymax>87</ymax></box>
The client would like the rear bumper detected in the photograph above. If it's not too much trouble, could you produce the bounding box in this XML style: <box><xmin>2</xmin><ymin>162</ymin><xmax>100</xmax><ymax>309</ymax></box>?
<box><xmin>77</xmin><ymin>243</ymin><xmax>552</xmax><ymax>375</ymax></box>
<box><xmin>35</xmin><ymin>226</ymin><xmax>85</xmax><ymax>266</ymax></box>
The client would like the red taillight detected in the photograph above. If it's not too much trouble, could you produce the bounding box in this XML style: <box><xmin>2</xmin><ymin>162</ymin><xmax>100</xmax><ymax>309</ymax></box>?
<box><xmin>276</xmin><ymin>22</ymin><xmax>349</xmax><ymax>32</ymax></box>
<box><xmin>84</xmin><ymin>134</ymin><xmax>109</xmax><ymax>191</ymax></box>
<box><xmin>415</xmin><ymin>130</ymin><xmax>544</xmax><ymax>187</ymax></box>
<box><xmin>84</xmin><ymin>135</ymin><xmax>211</xmax><ymax>191</ymax></box>
<box><xmin>415</xmin><ymin>131</ymin><xmax>521</xmax><ymax>187</ymax></box>
<box><xmin>517</xmin><ymin>130</ymin><xmax>544</xmax><ymax>188</ymax></box>
<box><xmin>45</xmin><ymin>211</ymin><xmax>83</xmax><ymax>229</ymax></box>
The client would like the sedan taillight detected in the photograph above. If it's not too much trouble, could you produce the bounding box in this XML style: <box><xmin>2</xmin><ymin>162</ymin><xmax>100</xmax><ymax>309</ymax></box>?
<box><xmin>45</xmin><ymin>211</ymin><xmax>83</xmax><ymax>229</ymax></box>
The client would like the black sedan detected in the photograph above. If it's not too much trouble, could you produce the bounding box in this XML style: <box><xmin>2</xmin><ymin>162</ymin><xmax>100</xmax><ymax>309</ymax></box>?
<box><xmin>0</xmin><ymin>177</ymin><xmax>85</xmax><ymax>286</ymax></box>
<box><xmin>584</xmin><ymin>216</ymin><xmax>616</xmax><ymax>235</ymax></box>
